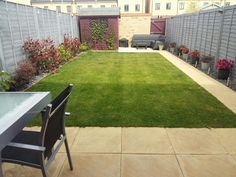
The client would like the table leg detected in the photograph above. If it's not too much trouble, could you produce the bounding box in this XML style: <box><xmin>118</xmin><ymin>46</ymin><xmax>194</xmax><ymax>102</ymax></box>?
<box><xmin>0</xmin><ymin>156</ymin><xmax>3</xmax><ymax>177</ymax></box>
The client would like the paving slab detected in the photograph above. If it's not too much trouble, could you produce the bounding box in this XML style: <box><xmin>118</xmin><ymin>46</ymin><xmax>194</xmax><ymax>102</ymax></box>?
<box><xmin>122</xmin><ymin>128</ymin><xmax>174</xmax><ymax>154</ymax></box>
<box><xmin>159</xmin><ymin>51</ymin><xmax>236</xmax><ymax>114</ymax></box>
<box><xmin>59</xmin><ymin>153</ymin><xmax>120</xmax><ymax>177</ymax></box>
<box><xmin>59</xmin><ymin>127</ymin><xmax>79</xmax><ymax>153</ymax></box>
<box><xmin>121</xmin><ymin>155</ymin><xmax>183</xmax><ymax>177</ymax></box>
<box><xmin>177</xmin><ymin>155</ymin><xmax>236</xmax><ymax>177</ymax></box>
<box><xmin>72</xmin><ymin>127</ymin><xmax>121</xmax><ymax>153</ymax></box>
<box><xmin>211</xmin><ymin>128</ymin><xmax>236</xmax><ymax>154</ymax></box>
<box><xmin>3</xmin><ymin>153</ymin><xmax>65</xmax><ymax>177</ymax></box>
<box><xmin>167</xmin><ymin>128</ymin><xmax>226</xmax><ymax>154</ymax></box>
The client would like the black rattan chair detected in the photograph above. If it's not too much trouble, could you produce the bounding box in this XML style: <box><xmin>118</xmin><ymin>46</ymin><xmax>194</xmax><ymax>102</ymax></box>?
<box><xmin>1</xmin><ymin>84</ymin><xmax>73</xmax><ymax>177</ymax></box>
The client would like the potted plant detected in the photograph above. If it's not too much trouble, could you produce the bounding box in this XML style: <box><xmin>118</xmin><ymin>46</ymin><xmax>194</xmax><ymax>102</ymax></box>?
<box><xmin>159</xmin><ymin>42</ymin><xmax>164</xmax><ymax>50</ymax></box>
<box><xmin>169</xmin><ymin>42</ymin><xmax>176</xmax><ymax>53</ymax></box>
<box><xmin>181</xmin><ymin>47</ymin><xmax>189</xmax><ymax>61</ymax></box>
<box><xmin>177</xmin><ymin>45</ymin><xmax>186</xmax><ymax>56</ymax></box>
<box><xmin>215</xmin><ymin>58</ymin><xmax>234</xmax><ymax>80</ymax></box>
<box><xmin>201</xmin><ymin>55</ymin><xmax>212</xmax><ymax>70</ymax></box>
<box><xmin>189</xmin><ymin>50</ymin><xmax>200</xmax><ymax>64</ymax></box>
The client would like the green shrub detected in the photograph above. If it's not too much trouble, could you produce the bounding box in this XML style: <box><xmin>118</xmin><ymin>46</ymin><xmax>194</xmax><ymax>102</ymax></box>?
<box><xmin>58</xmin><ymin>44</ymin><xmax>71</xmax><ymax>62</ymax></box>
<box><xmin>0</xmin><ymin>71</ymin><xmax>14</xmax><ymax>91</ymax></box>
<box><xmin>79</xmin><ymin>42</ymin><xmax>89</xmax><ymax>51</ymax></box>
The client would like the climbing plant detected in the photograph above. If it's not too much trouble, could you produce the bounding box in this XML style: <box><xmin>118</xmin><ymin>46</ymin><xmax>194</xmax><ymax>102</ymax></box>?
<box><xmin>90</xmin><ymin>19</ymin><xmax>108</xmax><ymax>43</ymax></box>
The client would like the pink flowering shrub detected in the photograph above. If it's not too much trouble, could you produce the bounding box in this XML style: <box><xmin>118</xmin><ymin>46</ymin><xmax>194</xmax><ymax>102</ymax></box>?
<box><xmin>215</xmin><ymin>58</ymin><xmax>234</xmax><ymax>70</ymax></box>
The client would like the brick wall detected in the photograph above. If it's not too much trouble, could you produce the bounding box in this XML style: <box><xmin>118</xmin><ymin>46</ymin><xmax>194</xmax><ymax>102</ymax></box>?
<box><xmin>80</xmin><ymin>16</ymin><xmax>119</xmax><ymax>50</ymax></box>
<box><xmin>119</xmin><ymin>14</ymin><xmax>151</xmax><ymax>45</ymax></box>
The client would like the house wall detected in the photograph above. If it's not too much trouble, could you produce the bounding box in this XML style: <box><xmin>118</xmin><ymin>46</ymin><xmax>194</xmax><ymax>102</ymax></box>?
<box><xmin>31</xmin><ymin>1</ymin><xmax>118</xmax><ymax>14</ymax></box>
<box><xmin>119</xmin><ymin>14</ymin><xmax>151</xmax><ymax>44</ymax></box>
<box><xmin>80</xmin><ymin>16</ymin><xmax>119</xmax><ymax>50</ymax></box>
<box><xmin>118</xmin><ymin>0</ymin><xmax>146</xmax><ymax>14</ymax></box>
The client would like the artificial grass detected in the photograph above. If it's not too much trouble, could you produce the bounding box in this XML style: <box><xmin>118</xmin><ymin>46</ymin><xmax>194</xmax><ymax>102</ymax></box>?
<box><xmin>29</xmin><ymin>51</ymin><xmax>236</xmax><ymax>127</ymax></box>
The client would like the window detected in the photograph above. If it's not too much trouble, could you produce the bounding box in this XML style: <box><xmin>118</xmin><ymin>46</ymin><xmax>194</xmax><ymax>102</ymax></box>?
<box><xmin>76</xmin><ymin>5</ymin><xmax>81</xmax><ymax>12</ymax></box>
<box><xmin>88</xmin><ymin>5</ymin><xmax>93</xmax><ymax>8</ymax></box>
<box><xmin>179</xmin><ymin>2</ymin><xmax>184</xmax><ymax>10</ymax></box>
<box><xmin>111</xmin><ymin>5</ymin><xmax>116</xmax><ymax>7</ymax></box>
<box><xmin>203</xmin><ymin>2</ymin><xmax>209</xmax><ymax>6</ymax></box>
<box><xmin>225</xmin><ymin>2</ymin><xmax>230</xmax><ymax>6</ymax></box>
<box><xmin>124</xmin><ymin>4</ymin><xmax>129</xmax><ymax>12</ymax></box>
<box><xmin>56</xmin><ymin>6</ymin><xmax>61</xmax><ymax>12</ymax></box>
<box><xmin>166</xmin><ymin>3</ymin><xmax>171</xmax><ymax>10</ymax></box>
<box><xmin>135</xmin><ymin>4</ymin><xmax>140</xmax><ymax>12</ymax></box>
<box><xmin>44</xmin><ymin>6</ymin><xmax>48</xmax><ymax>9</ymax></box>
<box><xmin>155</xmin><ymin>3</ymin><xmax>160</xmax><ymax>10</ymax></box>
<box><xmin>67</xmin><ymin>5</ymin><xmax>72</xmax><ymax>13</ymax></box>
<box><xmin>100</xmin><ymin>5</ymin><xmax>105</xmax><ymax>8</ymax></box>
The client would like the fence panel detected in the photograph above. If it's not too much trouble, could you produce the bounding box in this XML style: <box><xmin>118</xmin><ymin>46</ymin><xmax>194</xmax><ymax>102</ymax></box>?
<box><xmin>166</xmin><ymin>5</ymin><xmax>236</xmax><ymax>83</ymax></box>
<box><xmin>0</xmin><ymin>1</ymin><xmax>79</xmax><ymax>72</ymax></box>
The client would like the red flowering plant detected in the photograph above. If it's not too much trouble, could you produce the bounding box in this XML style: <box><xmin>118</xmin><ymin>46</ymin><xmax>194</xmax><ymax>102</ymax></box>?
<box><xmin>22</xmin><ymin>37</ymin><xmax>61</xmax><ymax>73</ymax></box>
<box><xmin>189</xmin><ymin>50</ymin><xmax>200</xmax><ymax>58</ymax></box>
<box><xmin>169</xmin><ymin>42</ymin><xmax>176</xmax><ymax>48</ymax></box>
<box><xmin>215</xmin><ymin>58</ymin><xmax>234</xmax><ymax>71</ymax></box>
<box><xmin>180</xmin><ymin>47</ymin><xmax>189</xmax><ymax>54</ymax></box>
<box><xmin>63</xmin><ymin>34</ymin><xmax>81</xmax><ymax>57</ymax></box>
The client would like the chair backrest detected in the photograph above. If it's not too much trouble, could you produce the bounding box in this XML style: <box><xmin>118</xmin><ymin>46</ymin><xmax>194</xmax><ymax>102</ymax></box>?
<box><xmin>41</xmin><ymin>84</ymin><xmax>73</xmax><ymax>159</ymax></box>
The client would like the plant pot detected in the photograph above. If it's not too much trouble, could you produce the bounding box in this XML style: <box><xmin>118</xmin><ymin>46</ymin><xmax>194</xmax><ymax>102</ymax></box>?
<box><xmin>170</xmin><ymin>48</ymin><xmax>175</xmax><ymax>53</ymax></box>
<box><xmin>159</xmin><ymin>45</ymin><xmax>164</xmax><ymax>50</ymax></box>
<box><xmin>182</xmin><ymin>53</ymin><xmax>188</xmax><ymax>61</ymax></box>
<box><xmin>190</xmin><ymin>57</ymin><xmax>199</xmax><ymax>64</ymax></box>
<box><xmin>201</xmin><ymin>62</ymin><xmax>210</xmax><ymax>70</ymax></box>
<box><xmin>217</xmin><ymin>69</ymin><xmax>230</xmax><ymax>80</ymax></box>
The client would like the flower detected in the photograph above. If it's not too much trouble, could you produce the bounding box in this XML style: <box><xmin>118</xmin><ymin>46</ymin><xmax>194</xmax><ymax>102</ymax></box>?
<box><xmin>215</xmin><ymin>58</ymin><xmax>234</xmax><ymax>70</ymax></box>
<box><xmin>169</xmin><ymin>42</ymin><xmax>176</xmax><ymax>48</ymax></box>
<box><xmin>189</xmin><ymin>50</ymin><xmax>200</xmax><ymax>58</ymax></box>
<box><xmin>180</xmin><ymin>47</ymin><xmax>189</xmax><ymax>54</ymax></box>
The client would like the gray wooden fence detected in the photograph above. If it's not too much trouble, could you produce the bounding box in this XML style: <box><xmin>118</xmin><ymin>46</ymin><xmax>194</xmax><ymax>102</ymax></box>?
<box><xmin>0</xmin><ymin>0</ymin><xmax>79</xmax><ymax>72</ymax></box>
<box><xmin>166</xmin><ymin>5</ymin><xmax>236</xmax><ymax>83</ymax></box>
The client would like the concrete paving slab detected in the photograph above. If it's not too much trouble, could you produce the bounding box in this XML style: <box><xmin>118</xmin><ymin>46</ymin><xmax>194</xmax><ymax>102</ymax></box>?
<box><xmin>72</xmin><ymin>127</ymin><xmax>121</xmax><ymax>153</ymax></box>
<box><xmin>211</xmin><ymin>128</ymin><xmax>236</xmax><ymax>154</ymax></box>
<box><xmin>122</xmin><ymin>128</ymin><xmax>174</xmax><ymax>154</ymax></box>
<box><xmin>178</xmin><ymin>155</ymin><xmax>236</xmax><ymax>177</ymax></box>
<box><xmin>59</xmin><ymin>153</ymin><xmax>120</xmax><ymax>177</ymax></box>
<box><xmin>167</xmin><ymin>128</ymin><xmax>226</xmax><ymax>154</ymax></box>
<box><xmin>121</xmin><ymin>155</ymin><xmax>183</xmax><ymax>177</ymax></box>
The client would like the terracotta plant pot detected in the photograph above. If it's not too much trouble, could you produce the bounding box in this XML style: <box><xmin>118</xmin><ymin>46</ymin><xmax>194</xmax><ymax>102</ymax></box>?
<box><xmin>217</xmin><ymin>69</ymin><xmax>230</xmax><ymax>80</ymax></box>
<box><xmin>201</xmin><ymin>62</ymin><xmax>210</xmax><ymax>70</ymax></box>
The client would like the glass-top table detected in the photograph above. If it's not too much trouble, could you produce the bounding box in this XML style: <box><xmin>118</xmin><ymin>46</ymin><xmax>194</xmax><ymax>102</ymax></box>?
<box><xmin>0</xmin><ymin>92</ymin><xmax>51</xmax><ymax>177</ymax></box>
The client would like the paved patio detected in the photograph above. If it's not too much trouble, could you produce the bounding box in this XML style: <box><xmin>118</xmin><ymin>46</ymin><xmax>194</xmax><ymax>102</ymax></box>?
<box><xmin>3</xmin><ymin>127</ymin><xmax>236</xmax><ymax>177</ymax></box>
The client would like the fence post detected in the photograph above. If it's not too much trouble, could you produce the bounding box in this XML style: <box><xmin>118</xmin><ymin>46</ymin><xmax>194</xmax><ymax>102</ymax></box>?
<box><xmin>225</xmin><ymin>8</ymin><xmax>235</xmax><ymax>58</ymax></box>
<box><xmin>209</xmin><ymin>11</ymin><xmax>216</xmax><ymax>55</ymax></box>
<box><xmin>215</xmin><ymin>7</ymin><xmax>225</xmax><ymax>59</ymax></box>
<box><xmin>56</xmin><ymin>12</ymin><xmax>62</xmax><ymax>43</ymax></box>
<box><xmin>33</xmin><ymin>7</ymin><xmax>40</xmax><ymax>39</ymax></box>
<box><xmin>70</xmin><ymin>14</ymin><xmax>74</xmax><ymax>37</ymax></box>
<box><xmin>25</xmin><ymin>5</ymin><xmax>31</xmax><ymax>37</ymax></box>
<box><xmin>193</xmin><ymin>12</ymin><xmax>200</xmax><ymax>50</ymax></box>
<box><xmin>16</xmin><ymin>3</ymin><xmax>23</xmax><ymax>43</ymax></box>
<box><xmin>0</xmin><ymin>32</ymin><xmax>6</xmax><ymax>71</ymax></box>
<box><xmin>5</xmin><ymin>1</ymin><xmax>17</xmax><ymax>69</ymax></box>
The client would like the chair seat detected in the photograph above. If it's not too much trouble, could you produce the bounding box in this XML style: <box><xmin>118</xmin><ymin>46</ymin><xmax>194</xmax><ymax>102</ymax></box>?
<box><xmin>2</xmin><ymin>130</ymin><xmax>42</xmax><ymax>166</ymax></box>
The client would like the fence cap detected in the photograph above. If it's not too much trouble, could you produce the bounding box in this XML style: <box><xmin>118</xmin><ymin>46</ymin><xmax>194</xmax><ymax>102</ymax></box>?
<box><xmin>79</xmin><ymin>7</ymin><xmax>120</xmax><ymax>17</ymax></box>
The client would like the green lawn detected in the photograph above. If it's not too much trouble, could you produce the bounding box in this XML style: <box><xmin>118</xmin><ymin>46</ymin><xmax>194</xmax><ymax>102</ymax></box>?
<box><xmin>29</xmin><ymin>51</ymin><xmax>236</xmax><ymax>127</ymax></box>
